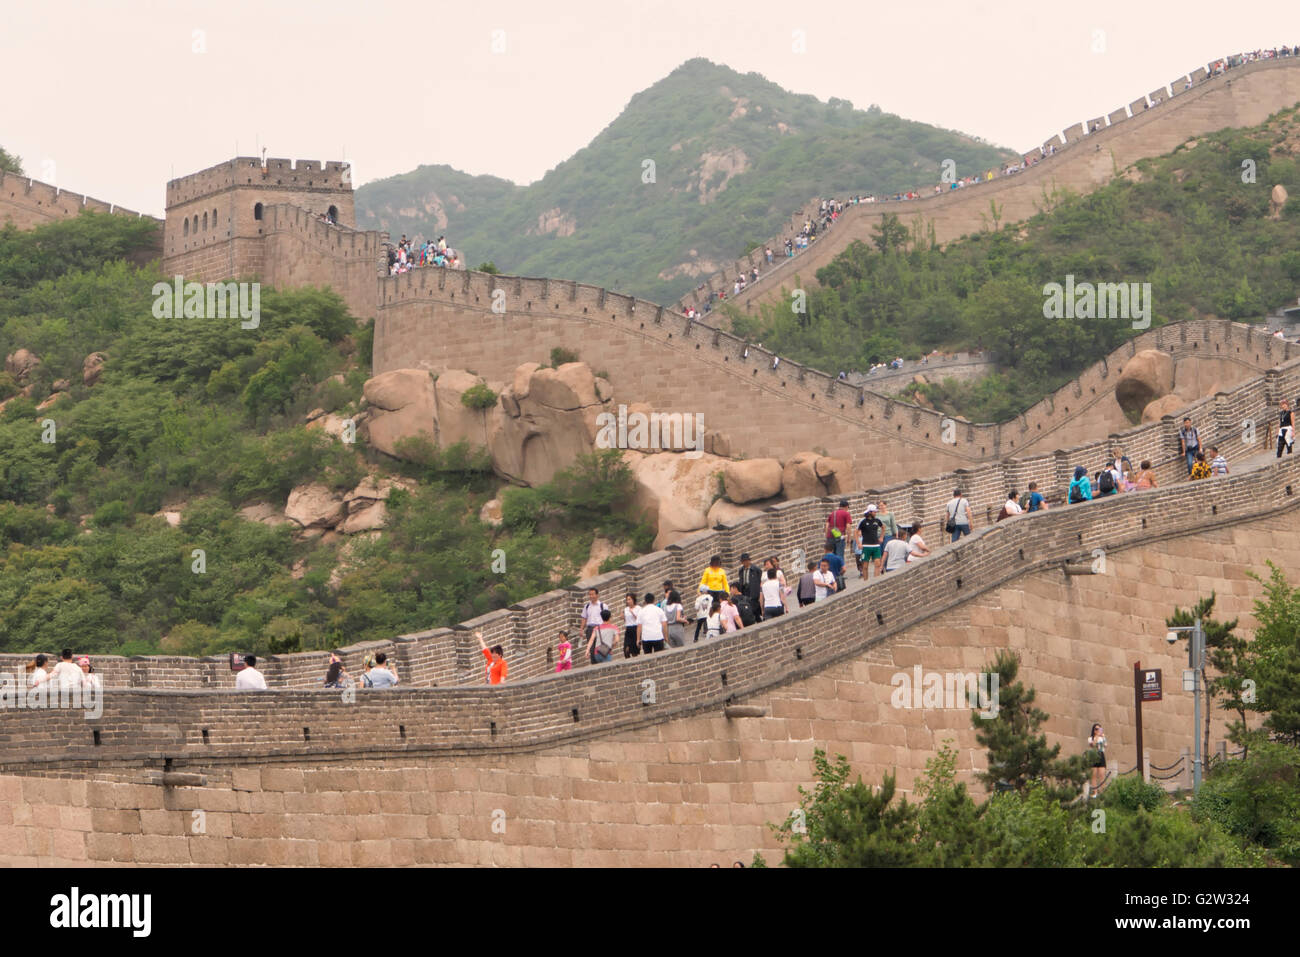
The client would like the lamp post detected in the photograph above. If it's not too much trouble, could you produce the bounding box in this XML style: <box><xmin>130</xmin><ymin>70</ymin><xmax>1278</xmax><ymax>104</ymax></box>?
<box><xmin>1166</xmin><ymin>619</ymin><xmax>1206</xmax><ymax>792</ymax></box>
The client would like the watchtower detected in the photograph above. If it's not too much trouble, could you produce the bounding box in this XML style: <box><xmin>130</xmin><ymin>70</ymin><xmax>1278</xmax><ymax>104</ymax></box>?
<box><xmin>162</xmin><ymin>156</ymin><xmax>355</xmax><ymax>278</ymax></box>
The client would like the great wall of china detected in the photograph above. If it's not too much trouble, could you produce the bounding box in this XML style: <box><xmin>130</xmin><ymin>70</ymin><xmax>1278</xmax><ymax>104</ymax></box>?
<box><xmin>2</xmin><ymin>53</ymin><xmax>1300</xmax><ymax>866</ymax></box>
<box><xmin>675</xmin><ymin>55</ymin><xmax>1300</xmax><ymax>314</ymax></box>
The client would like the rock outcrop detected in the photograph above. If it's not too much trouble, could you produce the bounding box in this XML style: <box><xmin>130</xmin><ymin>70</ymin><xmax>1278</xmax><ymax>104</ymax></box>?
<box><xmin>284</xmin><ymin>484</ymin><xmax>347</xmax><ymax>529</ymax></box>
<box><xmin>1115</xmin><ymin>349</ymin><xmax>1175</xmax><ymax>415</ymax></box>
<box><xmin>363</xmin><ymin>370</ymin><xmax>437</xmax><ymax>457</ymax></box>
<box><xmin>82</xmin><ymin>352</ymin><xmax>107</xmax><ymax>387</ymax></box>
<box><xmin>489</xmin><ymin>362</ymin><xmax>612</xmax><ymax>487</ymax></box>
<box><xmin>723</xmin><ymin>458</ymin><xmax>783</xmax><ymax>503</ymax></box>
<box><xmin>625</xmin><ymin>451</ymin><xmax>728</xmax><ymax>550</ymax></box>
<box><xmin>1141</xmin><ymin>393</ymin><xmax>1190</xmax><ymax>423</ymax></box>
<box><xmin>5</xmin><ymin>349</ymin><xmax>40</xmax><ymax>382</ymax></box>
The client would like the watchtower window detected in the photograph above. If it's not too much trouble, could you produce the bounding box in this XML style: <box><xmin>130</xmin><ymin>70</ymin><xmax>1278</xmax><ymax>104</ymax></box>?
<box><xmin>253</xmin><ymin>202</ymin><xmax>264</xmax><ymax>221</ymax></box>
<box><xmin>192</xmin><ymin>215</ymin><xmax>198</xmax><ymax>234</ymax></box>
<box><xmin>202</xmin><ymin>212</ymin><xmax>208</xmax><ymax>231</ymax></box>
<box><xmin>183</xmin><ymin>218</ymin><xmax>189</xmax><ymax>237</ymax></box>
<box><xmin>326</xmin><ymin>205</ymin><xmax>338</xmax><ymax>225</ymax></box>
<box><xmin>212</xmin><ymin>207</ymin><xmax>217</xmax><ymax>225</ymax></box>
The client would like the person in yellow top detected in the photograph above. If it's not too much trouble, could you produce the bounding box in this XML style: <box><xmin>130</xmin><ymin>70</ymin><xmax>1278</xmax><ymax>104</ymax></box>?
<box><xmin>700</xmin><ymin>554</ymin><xmax>730</xmax><ymax>604</ymax></box>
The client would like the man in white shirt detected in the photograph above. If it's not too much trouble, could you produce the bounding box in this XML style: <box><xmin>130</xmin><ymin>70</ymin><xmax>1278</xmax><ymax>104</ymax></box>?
<box><xmin>235</xmin><ymin>655</ymin><xmax>268</xmax><ymax>690</ymax></box>
<box><xmin>637</xmin><ymin>593</ymin><xmax>668</xmax><ymax>654</ymax></box>
<box><xmin>883</xmin><ymin>532</ymin><xmax>912</xmax><ymax>573</ymax></box>
<box><xmin>812</xmin><ymin>560</ymin><xmax>837</xmax><ymax>600</ymax></box>
<box><xmin>362</xmin><ymin>652</ymin><xmax>399</xmax><ymax>688</ymax></box>
<box><xmin>50</xmin><ymin>649</ymin><xmax>83</xmax><ymax>690</ymax></box>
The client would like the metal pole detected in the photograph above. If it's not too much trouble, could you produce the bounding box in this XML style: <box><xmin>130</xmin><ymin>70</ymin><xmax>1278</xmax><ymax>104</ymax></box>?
<box><xmin>1133</xmin><ymin>661</ymin><xmax>1144</xmax><ymax>780</ymax></box>
<box><xmin>1192</xmin><ymin>619</ymin><xmax>1204</xmax><ymax>792</ymax></box>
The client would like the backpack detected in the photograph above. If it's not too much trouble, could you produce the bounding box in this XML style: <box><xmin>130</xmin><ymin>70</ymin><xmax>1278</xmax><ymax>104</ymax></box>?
<box><xmin>1069</xmin><ymin>482</ymin><xmax>1084</xmax><ymax>504</ymax></box>
<box><xmin>734</xmin><ymin>596</ymin><xmax>757</xmax><ymax>627</ymax></box>
<box><xmin>1098</xmin><ymin>470</ymin><xmax>1115</xmax><ymax>494</ymax></box>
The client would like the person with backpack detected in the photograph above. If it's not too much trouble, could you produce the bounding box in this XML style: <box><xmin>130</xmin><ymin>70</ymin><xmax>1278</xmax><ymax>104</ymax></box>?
<box><xmin>692</xmin><ymin>585</ymin><xmax>713</xmax><ymax>642</ymax></box>
<box><xmin>579</xmin><ymin>588</ymin><xmax>609</xmax><ymax>654</ymax></box>
<box><xmin>1021</xmin><ymin>481</ymin><xmax>1046</xmax><ymax>512</ymax></box>
<box><xmin>728</xmin><ymin>584</ymin><xmax>757</xmax><ymax>627</ymax></box>
<box><xmin>1095</xmin><ymin>465</ymin><xmax>1118</xmax><ymax>497</ymax></box>
<box><xmin>796</xmin><ymin>561</ymin><xmax>818</xmax><ymax>607</ymax></box>
<box><xmin>825</xmin><ymin>499</ymin><xmax>853</xmax><ymax>560</ymax></box>
<box><xmin>1068</xmin><ymin>466</ymin><xmax>1092</xmax><ymax>503</ymax></box>
<box><xmin>942</xmin><ymin>489</ymin><xmax>972</xmax><ymax>543</ymax></box>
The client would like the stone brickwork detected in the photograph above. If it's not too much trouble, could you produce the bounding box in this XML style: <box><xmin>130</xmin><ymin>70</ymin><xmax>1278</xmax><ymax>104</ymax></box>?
<box><xmin>715</xmin><ymin>57</ymin><xmax>1300</xmax><ymax>313</ymax></box>
<box><xmin>3</xmin><ymin>323</ymin><xmax>1294</xmax><ymax>694</ymax></box>
<box><xmin>0</xmin><ymin>170</ymin><xmax>161</xmax><ymax>231</ymax></box>
<box><xmin>0</xmin><ymin>514</ymin><xmax>1280</xmax><ymax>866</ymax></box>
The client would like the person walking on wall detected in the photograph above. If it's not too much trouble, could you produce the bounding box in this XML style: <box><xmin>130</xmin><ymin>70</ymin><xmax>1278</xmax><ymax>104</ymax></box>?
<box><xmin>825</xmin><ymin>499</ymin><xmax>852</xmax><ymax>560</ymax></box>
<box><xmin>1179</xmin><ymin>417</ymin><xmax>1201</xmax><ymax>475</ymax></box>
<box><xmin>942</xmin><ymin>488</ymin><xmax>972</xmax><ymax>543</ymax></box>
<box><xmin>1278</xmin><ymin>398</ymin><xmax>1294</xmax><ymax>457</ymax></box>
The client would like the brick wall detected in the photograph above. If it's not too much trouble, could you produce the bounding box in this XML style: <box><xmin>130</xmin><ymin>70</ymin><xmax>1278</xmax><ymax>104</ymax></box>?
<box><xmin>725</xmin><ymin>56</ymin><xmax>1300</xmax><ymax>312</ymax></box>
<box><xmin>0</xmin><ymin>170</ymin><xmax>162</xmax><ymax>231</ymax></box>
<box><xmin>5</xmin><ymin>335</ymin><xmax>1294</xmax><ymax>694</ymax></box>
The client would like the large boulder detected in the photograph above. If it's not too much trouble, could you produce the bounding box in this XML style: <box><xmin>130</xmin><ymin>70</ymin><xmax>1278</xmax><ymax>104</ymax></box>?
<box><xmin>82</xmin><ymin>352</ymin><xmax>107</xmax><ymax>387</ymax></box>
<box><xmin>1271</xmin><ymin>184</ymin><xmax>1288</xmax><ymax>219</ymax></box>
<box><xmin>284</xmin><ymin>484</ymin><xmax>346</xmax><ymax>529</ymax></box>
<box><xmin>814</xmin><ymin>456</ymin><xmax>852</xmax><ymax>495</ymax></box>
<box><xmin>363</xmin><ymin>369</ymin><xmax>437</xmax><ymax>458</ymax></box>
<box><xmin>5</xmin><ymin>349</ymin><xmax>40</xmax><ymax>383</ymax></box>
<box><xmin>625</xmin><ymin>451</ymin><xmax>728</xmax><ymax>549</ymax></box>
<box><xmin>489</xmin><ymin>361</ymin><xmax>613</xmax><ymax>487</ymax></box>
<box><xmin>1115</xmin><ymin>350</ymin><xmax>1174</xmax><ymax>415</ymax></box>
<box><xmin>340</xmin><ymin>475</ymin><xmax>409</xmax><ymax>533</ymax></box>
<box><xmin>1141</xmin><ymin>393</ymin><xmax>1189</xmax><ymax>423</ymax></box>
<box><xmin>707</xmin><ymin>498</ymin><xmax>766</xmax><ymax>527</ymax></box>
<box><xmin>434</xmin><ymin>369</ymin><xmax>497</xmax><ymax>447</ymax></box>
<box><xmin>723</xmin><ymin>458</ymin><xmax>783</xmax><ymax>503</ymax></box>
<box><xmin>781</xmin><ymin>451</ymin><xmax>825</xmax><ymax>500</ymax></box>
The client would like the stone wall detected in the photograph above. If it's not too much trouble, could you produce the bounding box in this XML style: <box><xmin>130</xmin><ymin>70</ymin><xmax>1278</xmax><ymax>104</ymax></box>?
<box><xmin>375</xmin><ymin>259</ymin><xmax>1287</xmax><ymax>486</ymax></box>
<box><xmin>4</xmin><ymin>329</ymin><xmax>1294</xmax><ymax>694</ymax></box>
<box><xmin>0</xmin><ymin>170</ymin><xmax>160</xmax><ymax>231</ymax></box>
<box><xmin>0</xmin><ymin>512</ymin><xmax>1277</xmax><ymax>866</ymax></box>
<box><xmin>711</xmin><ymin>57</ymin><xmax>1300</xmax><ymax>312</ymax></box>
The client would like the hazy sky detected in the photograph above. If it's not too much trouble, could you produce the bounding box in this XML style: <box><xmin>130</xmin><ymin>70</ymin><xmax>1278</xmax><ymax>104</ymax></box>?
<box><xmin>2</xmin><ymin>0</ymin><xmax>1297</xmax><ymax>216</ymax></box>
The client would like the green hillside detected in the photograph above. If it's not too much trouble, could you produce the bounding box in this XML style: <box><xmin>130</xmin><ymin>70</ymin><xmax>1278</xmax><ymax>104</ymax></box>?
<box><xmin>355</xmin><ymin>58</ymin><xmax>1017</xmax><ymax>302</ymax></box>
<box><xmin>727</xmin><ymin>105</ymin><xmax>1300</xmax><ymax>422</ymax></box>
<box><xmin>0</xmin><ymin>215</ymin><xmax>646</xmax><ymax>657</ymax></box>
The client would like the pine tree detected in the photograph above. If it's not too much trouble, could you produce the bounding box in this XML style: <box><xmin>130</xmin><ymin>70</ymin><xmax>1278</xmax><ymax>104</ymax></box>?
<box><xmin>971</xmin><ymin>649</ymin><xmax>1088</xmax><ymax>803</ymax></box>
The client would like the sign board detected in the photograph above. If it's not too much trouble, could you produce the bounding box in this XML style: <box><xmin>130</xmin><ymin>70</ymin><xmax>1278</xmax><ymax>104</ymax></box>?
<box><xmin>1140</xmin><ymin>668</ymin><xmax>1162</xmax><ymax>702</ymax></box>
<box><xmin>229</xmin><ymin>653</ymin><xmax>248</xmax><ymax>673</ymax></box>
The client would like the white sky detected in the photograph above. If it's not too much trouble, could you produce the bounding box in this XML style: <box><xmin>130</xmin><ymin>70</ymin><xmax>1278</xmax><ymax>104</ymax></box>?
<box><xmin>2</xmin><ymin>0</ymin><xmax>1297</xmax><ymax>216</ymax></box>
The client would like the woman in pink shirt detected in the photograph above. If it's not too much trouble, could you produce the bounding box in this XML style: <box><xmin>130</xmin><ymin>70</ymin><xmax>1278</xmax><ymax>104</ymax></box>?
<box><xmin>719</xmin><ymin>596</ymin><xmax>744</xmax><ymax>632</ymax></box>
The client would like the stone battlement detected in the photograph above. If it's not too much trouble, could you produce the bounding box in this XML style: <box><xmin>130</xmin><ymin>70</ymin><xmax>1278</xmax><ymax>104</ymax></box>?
<box><xmin>5</xmin><ymin>325</ymin><xmax>1296</xmax><ymax>717</ymax></box>
<box><xmin>166</xmin><ymin>157</ymin><xmax>354</xmax><ymax>206</ymax></box>
<box><xmin>0</xmin><ymin>170</ymin><xmax>160</xmax><ymax>230</ymax></box>
<box><xmin>705</xmin><ymin>55</ymin><xmax>1300</xmax><ymax>312</ymax></box>
<box><xmin>3</xmin><ymin>439</ymin><xmax>1297</xmax><ymax>773</ymax></box>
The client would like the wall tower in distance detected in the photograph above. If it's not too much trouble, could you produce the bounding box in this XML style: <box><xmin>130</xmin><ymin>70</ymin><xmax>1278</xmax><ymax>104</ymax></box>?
<box><xmin>163</xmin><ymin>156</ymin><xmax>356</xmax><ymax>282</ymax></box>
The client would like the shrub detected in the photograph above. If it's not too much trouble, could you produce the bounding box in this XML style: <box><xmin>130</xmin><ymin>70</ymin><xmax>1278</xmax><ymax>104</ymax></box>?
<box><xmin>91</xmin><ymin>500</ymin><xmax>130</xmax><ymax>527</ymax></box>
<box><xmin>460</xmin><ymin>383</ymin><xmax>499</xmax><ymax>410</ymax></box>
<box><xmin>550</xmin><ymin>346</ymin><xmax>579</xmax><ymax>367</ymax></box>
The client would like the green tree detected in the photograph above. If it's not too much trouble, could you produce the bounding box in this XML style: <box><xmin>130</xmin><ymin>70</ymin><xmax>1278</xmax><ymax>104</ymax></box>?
<box><xmin>0</xmin><ymin>146</ymin><xmax>23</xmax><ymax>175</ymax></box>
<box><xmin>770</xmin><ymin>749</ymin><xmax>921</xmax><ymax>867</ymax></box>
<box><xmin>972</xmin><ymin>649</ymin><xmax>1089</xmax><ymax>802</ymax></box>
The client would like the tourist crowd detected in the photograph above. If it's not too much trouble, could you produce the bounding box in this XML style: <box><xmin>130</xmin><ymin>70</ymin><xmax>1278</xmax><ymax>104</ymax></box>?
<box><xmin>24</xmin><ymin>649</ymin><xmax>101</xmax><ymax>692</ymax></box>
<box><xmin>387</xmin><ymin>234</ymin><xmax>463</xmax><ymax>275</ymax></box>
